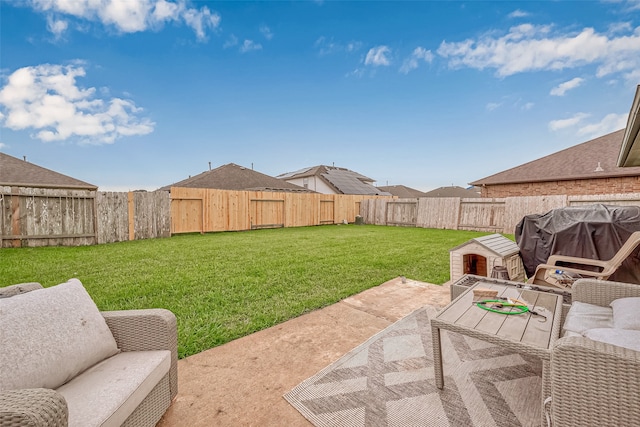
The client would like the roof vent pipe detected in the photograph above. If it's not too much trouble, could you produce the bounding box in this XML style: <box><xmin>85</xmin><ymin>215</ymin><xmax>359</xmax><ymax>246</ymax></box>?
<box><xmin>209</xmin><ymin>161</ymin><xmax>211</xmax><ymax>171</ymax></box>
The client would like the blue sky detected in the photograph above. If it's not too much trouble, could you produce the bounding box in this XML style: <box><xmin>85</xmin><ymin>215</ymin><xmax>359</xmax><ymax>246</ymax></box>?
<box><xmin>1</xmin><ymin>1</ymin><xmax>640</xmax><ymax>192</ymax></box>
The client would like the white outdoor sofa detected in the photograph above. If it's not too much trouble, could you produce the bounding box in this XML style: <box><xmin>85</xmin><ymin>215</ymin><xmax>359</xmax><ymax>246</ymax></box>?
<box><xmin>0</xmin><ymin>279</ymin><xmax>178</xmax><ymax>427</ymax></box>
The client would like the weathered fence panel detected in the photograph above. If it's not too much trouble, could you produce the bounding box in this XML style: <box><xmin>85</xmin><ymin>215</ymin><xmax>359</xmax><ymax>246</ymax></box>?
<box><xmin>96</xmin><ymin>192</ymin><xmax>128</xmax><ymax>244</ymax></box>
<box><xmin>1</xmin><ymin>186</ymin><xmax>96</xmax><ymax>248</ymax></box>
<box><xmin>386</xmin><ymin>200</ymin><xmax>418</xmax><ymax>226</ymax></box>
<box><xmin>97</xmin><ymin>191</ymin><xmax>171</xmax><ymax>244</ymax></box>
<box><xmin>361</xmin><ymin>192</ymin><xmax>640</xmax><ymax>234</ymax></box>
<box><xmin>417</xmin><ymin>197</ymin><xmax>460</xmax><ymax>229</ymax></box>
<box><xmin>458</xmin><ymin>198</ymin><xmax>505</xmax><ymax>232</ymax></box>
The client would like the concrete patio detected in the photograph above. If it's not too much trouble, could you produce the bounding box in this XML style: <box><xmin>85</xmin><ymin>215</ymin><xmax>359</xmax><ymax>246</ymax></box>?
<box><xmin>157</xmin><ymin>277</ymin><xmax>452</xmax><ymax>427</ymax></box>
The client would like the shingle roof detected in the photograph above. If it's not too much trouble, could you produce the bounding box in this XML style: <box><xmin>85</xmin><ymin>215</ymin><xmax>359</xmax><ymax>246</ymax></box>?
<box><xmin>278</xmin><ymin>165</ymin><xmax>391</xmax><ymax>195</ymax></box>
<box><xmin>377</xmin><ymin>185</ymin><xmax>427</xmax><ymax>198</ymax></box>
<box><xmin>0</xmin><ymin>152</ymin><xmax>97</xmax><ymax>190</ymax></box>
<box><xmin>159</xmin><ymin>163</ymin><xmax>314</xmax><ymax>193</ymax></box>
<box><xmin>470</xmin><ymin>129</ymin><xmax>640</xmax><ymax>186</ymax></box>
<box><xmin>423</xmin><ymin>186</ymin><xmax>481</xmax><ymax>198</ymax></box>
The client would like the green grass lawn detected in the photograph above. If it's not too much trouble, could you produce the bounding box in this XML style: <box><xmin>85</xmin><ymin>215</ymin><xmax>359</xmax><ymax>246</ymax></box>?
<box><xmin>1</xmin><ymin>225</ymin><xmax>491</xmax><ymax>358</ymax></box>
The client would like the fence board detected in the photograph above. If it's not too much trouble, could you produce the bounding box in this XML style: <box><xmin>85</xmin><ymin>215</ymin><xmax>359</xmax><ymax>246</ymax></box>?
<box><xmin>417</xmin><ymin>197</ymin><xmax>460</xmax><ymax>229</ymax></box>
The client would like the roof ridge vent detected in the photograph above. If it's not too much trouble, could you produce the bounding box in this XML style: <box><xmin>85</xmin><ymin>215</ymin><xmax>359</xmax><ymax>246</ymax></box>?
<box><xmin>594</xmin><ymin>162</ymin><xmax>604</xmax><ymax>172</ymax></box>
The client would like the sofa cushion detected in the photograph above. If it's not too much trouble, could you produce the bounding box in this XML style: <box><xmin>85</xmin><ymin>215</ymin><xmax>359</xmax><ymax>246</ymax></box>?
<box><xmin>562</xmin><ymin>301</ymin><xmax>613</xmax><ymax>337</ymax></box>
<box><xmin>610</xmin><ymin>297</ymin><xmax>640</xmax><ymax>330</ymax></box>
<box><xmin>0</xmin><ymin>279</ymin><xmax>119</xmax><ymax>391</ymax></box>
<box><xmin>56</xmin><ymin>350</ymin><xmax>171</xmax><ymax>427</ymax></box>
<box><xmin>583</xmin><ymin>328</ymin><xmax>640</xmax><ymax>352</ymax></box>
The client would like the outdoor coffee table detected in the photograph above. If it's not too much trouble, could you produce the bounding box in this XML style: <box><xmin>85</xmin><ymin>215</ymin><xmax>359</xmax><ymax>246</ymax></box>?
<box><xmin>431</xmin><ymin>281</ymin><xmax>563</xmax><ymax>425</ymax></box>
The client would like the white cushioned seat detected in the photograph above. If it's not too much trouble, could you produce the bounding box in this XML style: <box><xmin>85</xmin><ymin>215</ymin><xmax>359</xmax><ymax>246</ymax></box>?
<box><xmin>561</xmin><ymin>301</ymin><xmax>613</xmax><ymax>337</ymax></box>
<box><xmin>57</xmin><ymin>350</ymin><xmax>171</xmax><ymax>427</ymax></box>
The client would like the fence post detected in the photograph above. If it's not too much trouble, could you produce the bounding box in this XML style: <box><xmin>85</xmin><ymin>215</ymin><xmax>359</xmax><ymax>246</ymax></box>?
<box><xmin>128</xmin><ymin>191</ymin><xmax>135</xmax><ymax>241</ymax></box>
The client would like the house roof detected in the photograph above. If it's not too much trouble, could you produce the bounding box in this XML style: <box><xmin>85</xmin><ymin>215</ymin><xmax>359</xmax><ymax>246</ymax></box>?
<box><xmin>159</xmin><ymin>163</ymin><xmax>314</xmax><ymax>193</ymax></box>
<box><xmin>470</xmin><ymin>129</ymin><xmax>640</xmax><ymax>186</ymax></box>
<box><xmin>618</xmin><ymin>85</ymin><xmax>640</xmax><ymax>167</ymax></box>
<box><xmin>376</xmin><ymin>185</ymin><xmax>427</xmax><ymax>198</ymax></box>
<box><xmin>449</xmin><ymin>233</ymin><xmax>520</xmax><ymax>257</ymax></box>
<box><xmin>278</xmin><ymin>165</ymin><xmax>391</xmax><ymax>196</ymax></box>
<box><xmin>0</xmin><ymin>152</ymin><xmax>97</xmax><ymax>190</ymax></box>
<box><xmin>423</xmin><ymin>186</ymin><xmax>481</xmax><ymax>198</ymax></box>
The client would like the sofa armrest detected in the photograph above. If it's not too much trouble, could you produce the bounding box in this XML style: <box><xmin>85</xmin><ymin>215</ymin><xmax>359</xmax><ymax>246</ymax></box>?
<box><xmin>0</xmin><ymin>388</ymin><xmax>68</xmax><ymax>427</ymax></box>
<box><xmin>0</xmin><ymin>283</ymin><xmax>43</xmax><ymax>299</ymax></box>
<box><xmin>572</xmin><ymin>278</ymin><xmax>640</xmax><ymax>306</ymax></box>
<box><xmin>101</xmin><ymin>309</ymin><xmax>178</xmax><ymax>400</ymax></box>
<box><xmin>550</xmin><ymin>336</ymin><xmax>640</xmax><ymax>426</ymax></box>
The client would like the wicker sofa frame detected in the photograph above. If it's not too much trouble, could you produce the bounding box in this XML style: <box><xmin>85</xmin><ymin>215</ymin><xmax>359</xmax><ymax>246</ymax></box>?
<box><xmin>548</xmin><ymin>278</ymin><xmax>640</xmax><ymax>426</ymax></box>
<box><xmin>0</xmin><ymin>283</ymin><xmax>178</xmax><ymax>427</ymax></box>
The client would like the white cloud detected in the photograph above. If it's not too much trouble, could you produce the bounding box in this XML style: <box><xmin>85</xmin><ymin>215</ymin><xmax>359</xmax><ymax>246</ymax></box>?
<box><xmin>577</xmin><ymin>113</ymin><xmax>628</xmax><ymax>137</ymax></box>
<box><xmin>0</xmin><ymin>142</ymin><xmax>7</xmax><ymax>150</ymax></box>
<box><xmin>522</xmin><ymin>102</ymin><xmax>534</xmax><ymax>110</ymax></box>
<box><xmin>240</xmin><ymin>40</ymin><xmax>262</xmax><ymax>53</ymax></box>
<box><xmin>437</xmin><ymin>24</ymin><xmax>640</xmax><ymax>80</ymax></box>
<box><xmin>29</xmin><ymin>0</ymin><xmax>221</xmax><ymax>41</ymax></box>
<box><xmin>399</xmin><ymin>47</ymin><xmax>434</xmax><ymax>74</ymax></box>
<box><xmin>365</xmin><ymin>46</ymin><xmax>391</xmax><ymax>66</ymax></box>
<box><xmin>550</xmin><ymin>77</ymin><xmax>585</xmax><ymax>96</ymax></box>
<box><xmin>260</xmin><ymin>24</ymin><xmax>273</xmax><ymax>40</ymax></box>
<box><xmin>315</xmin><ymin>37</ymin><xmax>362</xmax><ymax>56</ymax></box>
<box><xmin>508</xmin><ymin>10</ymin><xmax>529</xmax><ymax>18</ymax></box>
<box><xmin>486</xmin><ymin>102</ymin><xmax>501</xmax><ymax>111</ymax></box>
<box><xmin>223</xmin><ymin>34</ymin><xmax>238</xmax><ymax>49</ymax></box>
<box><xmin>46</xmin><ymin>16</ymin><xmax>68</xmax><ymax>38</ymax></box>
<box><xmin>0</xmin><ymin>63</ymin><xmax>154</xmax><ymax>144</ymax></box>
<box><xmin>548</xmin><ymin>112</ymin><xmax>590</xmax><ymax>131</ymax></box>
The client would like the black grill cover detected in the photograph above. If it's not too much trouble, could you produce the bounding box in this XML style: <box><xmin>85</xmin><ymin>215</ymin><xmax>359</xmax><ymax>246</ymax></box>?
<box><xmin>515</xmin><ymin>204</ymin><xmax>640</xmax><ymax>284</ymax></box>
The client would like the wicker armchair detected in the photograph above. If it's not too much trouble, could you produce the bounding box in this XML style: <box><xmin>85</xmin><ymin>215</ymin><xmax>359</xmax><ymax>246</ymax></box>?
<box><xmin>0</xmin><ymin>283</ymin><xmax>178</xmax><ymax>427</ymax></box>
<box><xmin>548</xmin><ymin>278</ymin><xmax>640</xmax><ymax>426</ymax></box>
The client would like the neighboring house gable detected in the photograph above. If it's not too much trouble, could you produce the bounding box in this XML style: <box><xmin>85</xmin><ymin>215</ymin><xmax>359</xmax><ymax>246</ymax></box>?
<box><xmin>278</xmin><ymin>165</ymin><xmax>391</xmax><ymax>195</ymax></box>
<box><xmin>423</xmin><ymin>186</ymin><xmax>480</xmax><ymax>198</ymax></box>
<box><xmin>470</xmin><ymin>129</ymin><xmax>640</xmax><ymax>197</ymax></box>
<box><xmin>376</xmin><ymin>185</ymin><xmax>427</xmax><ymax>198</ymax></box>
<box><xmin>159</xmin><ymin>163</ymin><xmax>313</xmax><ymax>193</ymax></box>
<box><xmin>0</xmin><ymin>152</ymin><xmax>97</xmax><ymax>190</ymax></box>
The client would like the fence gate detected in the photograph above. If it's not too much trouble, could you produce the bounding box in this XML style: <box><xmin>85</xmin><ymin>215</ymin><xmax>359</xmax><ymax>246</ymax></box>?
<box><xmin>320</xmin><ymin>200</ymin><xmax>335</xmax><ymax>224</ymax></box>
<box><xmin>386</xmin><ymin>201</ymin><xmax>418</xmax><ymax>227</ymax></box>
<box><xmin>170</xmin><ymin>198</ymin><xmax>203</xmax><ymax>234</ymax></box>
<box><xmin>250</xmin><ymin>199</ymin><xmax>284</xmax><ymax>229</ymax></box>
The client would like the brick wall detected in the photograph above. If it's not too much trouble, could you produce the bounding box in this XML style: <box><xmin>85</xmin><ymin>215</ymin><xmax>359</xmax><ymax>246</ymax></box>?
<box><xmin>481</xmin><ymin>176</ymin><xmax>640</xmax><ymax>198</ymax></box>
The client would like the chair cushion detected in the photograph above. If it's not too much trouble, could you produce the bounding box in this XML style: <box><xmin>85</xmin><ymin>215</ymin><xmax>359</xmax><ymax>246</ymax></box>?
<box><xmin>56</xmin><ymin>350</ymin><xmax>171</xmax><ymax>427</ymax></box>
<box><xmin>583</xmin><ymin>328</ymin><xmax>640</xmax><ymax>352</ymax></box>
<box><xmin>610</xmin><ymin>297</ymin><xmax>640</xmax><ymax>330</ymax></box>
<box><xmin>562</xmin><ymin>301</ymin><xmax>613</xmax><ymax>337</ymax></box>
<box><xmin>0</xmin><ymin>279</ymin><xmax>119</xmax><ymax>391</ymax></box>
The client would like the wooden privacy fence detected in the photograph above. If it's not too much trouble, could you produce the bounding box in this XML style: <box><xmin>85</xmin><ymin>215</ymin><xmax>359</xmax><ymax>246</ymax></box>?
<box><xmin>361</xmin><ymin>193</ymin><xmax>640</xmax><ymax>234</ymax></box>
<box><xmin>169</xmin><ymin>187</ymin><xmax>390</xmax><ymax>234</ymax></box>
<box><xmin>1</xmin><ymin>188</ymin><xmax>170</xmax><ymax>248</ymax></box>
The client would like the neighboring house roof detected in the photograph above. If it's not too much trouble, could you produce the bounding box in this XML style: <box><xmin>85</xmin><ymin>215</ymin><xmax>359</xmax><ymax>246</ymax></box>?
<box><xmin>159</xmin><ymin>163</ymin><xmax>314</xmax><ymax>193</ymax></box>
<box><xmin>376</xmin><ymin>185</ymin><xmax>427</xmax><ymax>198</ymax></box>
<box><xmin>278</xmin><ymin>165</ymin><xmax>392</xmax><ymax>196</ymax></box>
<box><xmin>0</xmin><ymin>152</ymin><xmax>97</xmax><ymax>190</ymax></box>
<box><xmin>470</xmin><ymin>129</ymin><xmax>640</xmax><ymax>186</ymax></box>
<box><xmin>423</xmin><ymin>186</ymin><xmax>481</xmax><ymax>198</ymax></box>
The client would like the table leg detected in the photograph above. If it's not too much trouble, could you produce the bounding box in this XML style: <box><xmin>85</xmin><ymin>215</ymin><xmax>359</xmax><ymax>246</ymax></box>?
<box><xmin>432</xmin><ymin>325</ymin><xmax>444</xmax><ymax>389</ymax></box>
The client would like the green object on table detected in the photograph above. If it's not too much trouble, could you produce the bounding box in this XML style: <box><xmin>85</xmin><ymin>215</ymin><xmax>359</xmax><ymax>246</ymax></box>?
<box><xmin>476</xmin><ymin>299</ymin><xmax>529</xmax><ymax>315</ymax></box>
